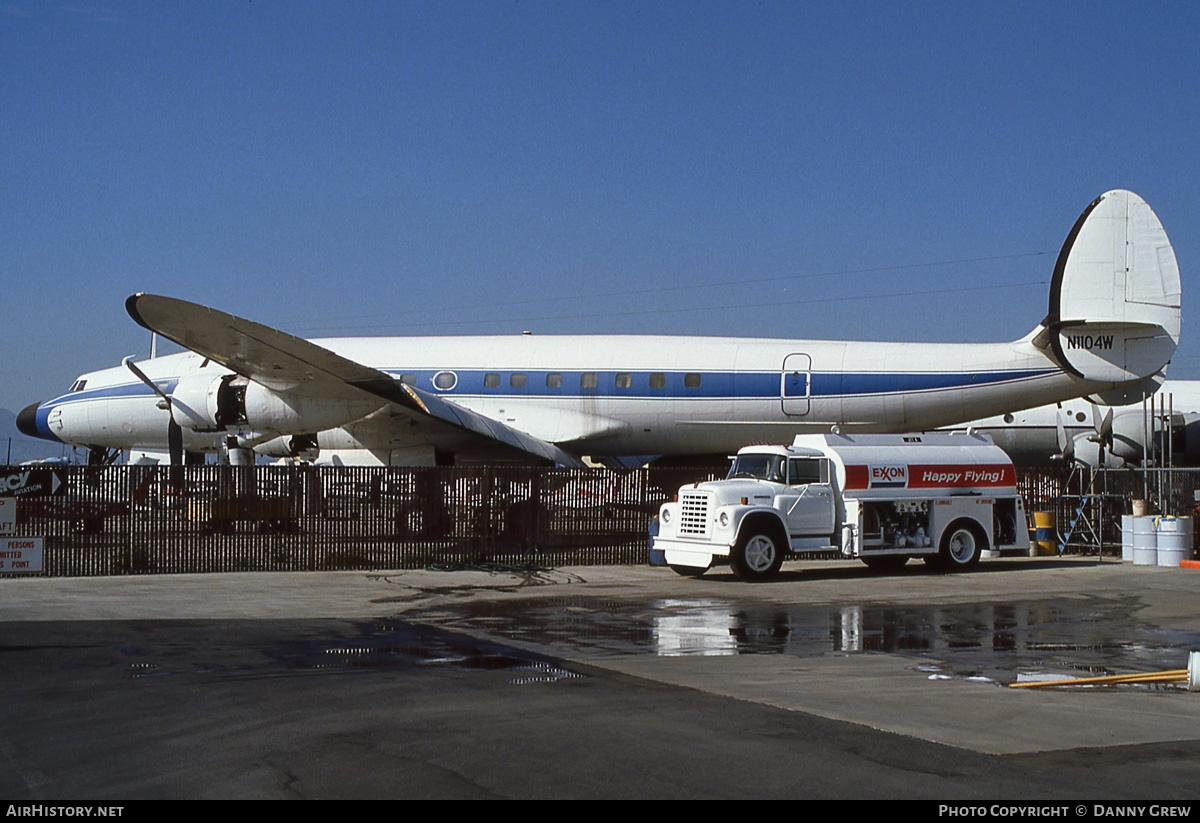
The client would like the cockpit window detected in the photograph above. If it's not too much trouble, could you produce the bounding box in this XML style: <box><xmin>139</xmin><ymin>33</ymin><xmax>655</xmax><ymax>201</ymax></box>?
<box><xmin>728</xmin><ymin>454</ymin><xmax>786</xmax><ymax>483</ymax></box>
<box><xmin>70</xmin><ymin>379</ymin><xmax>87</xmax><ymax>392</ymax></box>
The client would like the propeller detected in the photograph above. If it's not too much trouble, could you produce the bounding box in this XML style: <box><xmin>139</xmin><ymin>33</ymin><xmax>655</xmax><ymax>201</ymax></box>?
<box><xmin>123</xmin><ymin>355</ymin><xmax>185</xmax><ymax>467</ymax></box>
<box><xmin>1068</xmin><ymin>404</ymin><xmax>1123</xmax><ymax>468</ymax></box>
<box><xmin>1089</xmin><ymin>403</ymin><xmax>1114</xmax><ymax>453</ymax></box>
<box><xmin>1054</xmin><ymin>402</ymin><xmax>1127</xmax><ymax>468</ymax></box>
<box><xmin>1054</xmin><ymin>409</ymin><xmax>1074</xmax><ymax>463</ymax></box>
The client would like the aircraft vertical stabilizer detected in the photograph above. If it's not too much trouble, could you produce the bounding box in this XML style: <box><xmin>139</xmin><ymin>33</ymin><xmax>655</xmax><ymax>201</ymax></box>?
<box><xmin>1044</xmin><ymin>189</ymin><xmax>1180</xmax><ymax>383</ymax></box>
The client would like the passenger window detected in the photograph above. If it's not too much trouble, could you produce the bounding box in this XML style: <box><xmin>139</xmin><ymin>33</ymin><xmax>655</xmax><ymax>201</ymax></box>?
<box><xmin>615</xmin><ymin>373</ymin><xmax>632</xmax><ymax>389</ymax></box>
<box><xmin>484</xmin><ymin>373</ymin><xmax>500</xmax><ymax>388</ymax></box>
<box><xmin>433</xmin><ymin>371</ymin><xmax>457</xmax><ymax>390</ymax></box>
<box><xmin>400</xmin><ymin>374</ymin><xmax>416</xmax><ymax>385</ymax></box>
<box><xmin>510</xmin><ymin>373</ymin><xmax>527</xmax><ymax>388</ymax></box>
<box><xmin>649</xmin><ymin>372</ymin><xmax>666</xmax><ymax>389</ymax></box>
<box><xmin>581</xmin><ymin>373</ymin><xmax>597</xmax><ymax>389</ymax></box>
<box><xmin>684</xmin><ymin>373</ymin><xmax>701</xmax><ymax>388</ymax></box>
<box><xmin>546</xmin><ymin>373</ymin><xmax>563</xmax><ymax>388</ymax></box>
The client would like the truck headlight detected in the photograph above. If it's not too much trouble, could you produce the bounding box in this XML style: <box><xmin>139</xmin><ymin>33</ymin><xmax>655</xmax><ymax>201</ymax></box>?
<box><xmin>718</xmin><ymin>511</ymin><xmax>729</xmax><ymax>527</ymax></box>
<box><xmin>661</xmin><ymin>508</ymin><xmax>671</xmax><ymax>524</ymax></box>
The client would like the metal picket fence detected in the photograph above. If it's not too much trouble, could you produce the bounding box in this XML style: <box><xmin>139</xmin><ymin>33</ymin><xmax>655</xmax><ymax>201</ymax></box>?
<box><xmin>2</xmin><ymin>463</ymin><xmax>724</xmax><ymax>576</ymax></box>
<box><xmin>2</xmin><ymin>463</ymin><xmax>1077</xmax><ymax>576</ymax></box>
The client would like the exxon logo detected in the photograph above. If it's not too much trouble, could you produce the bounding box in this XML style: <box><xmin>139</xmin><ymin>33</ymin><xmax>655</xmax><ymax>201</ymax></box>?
<box><xmin>869</xmin><ymin>465</ymin><xmax>908</xmax><ymax>488</ymax></box>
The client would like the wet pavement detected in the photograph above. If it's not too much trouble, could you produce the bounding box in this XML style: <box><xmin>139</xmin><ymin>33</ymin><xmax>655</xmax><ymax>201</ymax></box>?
<box><xmin>411</xmin><ymin>593</ymin><xmax>1200</xmax><ymax>684</ymax></box>
<box><xmin>2</xmin><ymin>556</ymin><xmax>1199</xmax><ymax>798</ymax></box>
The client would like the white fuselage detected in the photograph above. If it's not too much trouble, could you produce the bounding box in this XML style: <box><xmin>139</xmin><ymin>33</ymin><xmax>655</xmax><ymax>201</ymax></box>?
<box><xmin>27</xmin><ymin>332</ymin><xmax>1122</xmax><ymax>461</ymax></box>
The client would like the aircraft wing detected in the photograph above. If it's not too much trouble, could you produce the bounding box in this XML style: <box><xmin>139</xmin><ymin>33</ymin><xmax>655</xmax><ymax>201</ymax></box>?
<box><xmin>125</xmin><ymin>293</ymin><xmax>586</xmax><ymax>467</ymax></box>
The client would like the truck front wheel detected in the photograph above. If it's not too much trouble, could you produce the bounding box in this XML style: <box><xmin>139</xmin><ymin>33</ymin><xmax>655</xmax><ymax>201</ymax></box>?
<box><xmin>731</xmin><ymin>532</ymin><xmax>784</xmax><ymax>581</ymax></box>
<box><xmin>939</xmin><ymin>520</ymin><xmax>985</xmax><ymax>569</ymax></box>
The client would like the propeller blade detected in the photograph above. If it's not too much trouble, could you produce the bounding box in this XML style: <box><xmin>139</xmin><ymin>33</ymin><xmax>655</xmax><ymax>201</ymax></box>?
<box><xmin>1086</xmin><ymin>402</ymin><xmax>1115</xmax><ymax>449</ymax></box>
<box><xmin>122</xmin><ymin>356</ymin><xmax>172</xmax><ymax>406</ymax></box>
<box><xmin>1055</xmin><ymin>410</ymin><xmax>1074</xmax><ymax>461</ymax></box>
<box><xmin>1099</xmin><ymin>407</ymin><xmax>1114</xmax><ymax>448</ymax></box>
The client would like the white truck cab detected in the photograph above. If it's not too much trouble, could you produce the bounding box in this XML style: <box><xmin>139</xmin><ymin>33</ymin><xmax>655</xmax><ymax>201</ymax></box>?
<box><xmin>656</xmin><ymin>432</ymin><xmax>1030</xmax><ymax>581</ymax></box>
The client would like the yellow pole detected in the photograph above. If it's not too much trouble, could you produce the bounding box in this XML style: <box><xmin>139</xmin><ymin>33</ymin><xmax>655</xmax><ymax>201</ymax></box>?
<box><xmin>1009</xmin><ymin>669</ymin><xmax>1188</xmax><ymax>688</ymax></box>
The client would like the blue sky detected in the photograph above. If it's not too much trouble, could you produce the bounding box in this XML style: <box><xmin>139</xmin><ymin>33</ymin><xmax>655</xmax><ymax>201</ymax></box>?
<box><xmin>2</xmin><ymin>1</ymin><xmax>1198</xmax><ymax>422</ymax></box>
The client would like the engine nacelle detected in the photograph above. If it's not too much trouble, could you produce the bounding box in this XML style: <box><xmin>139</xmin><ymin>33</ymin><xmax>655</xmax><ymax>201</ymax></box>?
<box><xmin>170</xmin><ymin>371</ymin><xmax>238</xmax><ymax>432</ymax></box>
<box><xmin>1107</xmin><ymin>408</ymin><xmax>1189</xmax><ymax>465</ymax></box>
<box><xmin>253</xmin><ymin>434</ymin><xmax>320</xmax><ymax>461</ymax></box>
<box><xmin>1067</xmin><ymin>410</ymin><xmax>1200</xmax><ymax>467</ymax></box>
<box><xmin>242</xmin><ymin>383</ymin><xmax>382</xmax><ymax>436</ymax></box>
<box><xmin>171</xmin><ymin>369</ymin><xmax>383</xmax><ymax>438</ymax></box>
<box><xmin>1108</xmin><ymin>411</ymin><xmax>1152</xmax><ymax>463</ymax></box>
<box><xmin>1068</xmin><ymin>435</ymin><xmax>1128</xmax><ymax>469</ymax></box>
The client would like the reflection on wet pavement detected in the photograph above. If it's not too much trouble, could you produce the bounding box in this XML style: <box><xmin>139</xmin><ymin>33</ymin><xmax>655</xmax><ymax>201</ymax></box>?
<box><xmin>294</xmin><ymin>620</ymin><xmax>586</xmax><ymax>684</ymax></box>
<box><xmin>413</xmin><ymin>596</ymin><xmax>1200</xmax><ymax>681</ymax></box>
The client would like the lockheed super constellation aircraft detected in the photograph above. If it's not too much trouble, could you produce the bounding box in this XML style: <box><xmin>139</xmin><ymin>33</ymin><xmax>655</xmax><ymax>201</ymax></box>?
<box><xmin>17</xmin><ymin>190</ymin><xmax>1181</xmax><ymax>468</ymax></box>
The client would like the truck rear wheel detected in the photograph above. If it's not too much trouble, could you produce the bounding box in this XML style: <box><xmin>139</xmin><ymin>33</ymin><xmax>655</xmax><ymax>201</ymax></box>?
<box><xmin>731</xmin><ymin>532</ymin><xmax>784</xmax><ymax>581</ymax></box>
<box><xmin>940</xmin><ymin>520</ymin><xmax>985</xmax><ymax>569</ymax></box>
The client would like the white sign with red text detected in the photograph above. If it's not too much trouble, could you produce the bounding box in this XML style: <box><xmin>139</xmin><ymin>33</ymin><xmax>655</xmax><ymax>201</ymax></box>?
<box><xmin>0</xmin><ymin>536</ymin><xmax>42</xmax><ymax>573</ymax></box>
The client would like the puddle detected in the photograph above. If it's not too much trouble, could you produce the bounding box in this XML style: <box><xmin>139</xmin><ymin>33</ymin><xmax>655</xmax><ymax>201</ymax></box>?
<box><xmin>415</xmin><ymin>596</ymin><xmax>1200</xmax><ymax>680</ymax></box>
<box><xmin>288</xmin><ymin>620</ymin><xmax>585</xmax><ymax>685</ymax></box>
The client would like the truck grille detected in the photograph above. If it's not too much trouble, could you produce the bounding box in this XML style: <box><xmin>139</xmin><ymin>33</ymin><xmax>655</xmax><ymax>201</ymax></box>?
<box><xmin>678</xmin><ymin>491</ymin><xmax>711</xmax><ymax>537</ymax></box>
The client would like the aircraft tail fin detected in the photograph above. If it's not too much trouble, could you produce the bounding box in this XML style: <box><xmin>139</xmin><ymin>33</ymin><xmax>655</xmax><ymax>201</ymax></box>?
<box><xmin>1035</xmin><ymin>189</ymin><xmax>1180</xmax><ymax>383</ymax></box>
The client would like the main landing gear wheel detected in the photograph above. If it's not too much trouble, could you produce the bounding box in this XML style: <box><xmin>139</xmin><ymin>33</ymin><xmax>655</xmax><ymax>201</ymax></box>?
<box><xmin>730</xmin><ymin>532</ymin><xmax>784</xmax><ymax>581</ymax></box>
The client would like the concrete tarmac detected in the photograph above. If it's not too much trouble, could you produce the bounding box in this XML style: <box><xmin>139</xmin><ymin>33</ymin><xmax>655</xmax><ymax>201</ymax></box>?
<box><xmin>2</xmin><ymin>556</ymin><xmax>1199</xmax><ymax>799</ymax></box>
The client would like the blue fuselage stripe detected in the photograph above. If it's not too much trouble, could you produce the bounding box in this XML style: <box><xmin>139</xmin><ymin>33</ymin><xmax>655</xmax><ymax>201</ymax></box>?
<box><xmin>378</xmin><ymin>368</ymin><xmax>1058</xmax><ymax>399</ymax></box>
<box><xmin>43</xmin><ymin>369</ymin><xmax>1057</xmax><ymax>408</ymax></box>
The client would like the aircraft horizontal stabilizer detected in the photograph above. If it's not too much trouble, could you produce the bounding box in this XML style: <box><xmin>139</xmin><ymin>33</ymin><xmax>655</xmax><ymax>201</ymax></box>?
<box><xmin>1045</xmin><ymin>190</ymin><xmax>1181</xmax><ymax>383</ymax></box>
<box><xmin>125</xmin><ymin>294</ymin><xmax>585</xmax><ymax>467</ymax></box>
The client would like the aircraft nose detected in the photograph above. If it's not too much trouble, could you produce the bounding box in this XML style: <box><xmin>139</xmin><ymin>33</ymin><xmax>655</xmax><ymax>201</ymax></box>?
<box><xmin>16</xmin><ymin>402</ymin><xmax>40</xmax><ymax>437</ymax></box>
<box><xmin>16</xmin><ymin>401</ymin><xmax>56</xmax><ymax>442</ymax></box>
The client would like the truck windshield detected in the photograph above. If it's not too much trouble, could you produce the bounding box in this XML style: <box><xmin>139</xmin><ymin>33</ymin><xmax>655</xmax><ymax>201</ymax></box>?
<box><xmin>728</xmin><ymin>454</ymin><xmax>786</xmax><ymax>482</ymax></box>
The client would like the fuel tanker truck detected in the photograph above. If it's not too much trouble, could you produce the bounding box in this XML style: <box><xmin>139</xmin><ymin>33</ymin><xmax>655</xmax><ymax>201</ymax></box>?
<box><xmin>655</xmin><ymin>432</ymin><xmax>1030</xmax><ymax>581</ymax></box>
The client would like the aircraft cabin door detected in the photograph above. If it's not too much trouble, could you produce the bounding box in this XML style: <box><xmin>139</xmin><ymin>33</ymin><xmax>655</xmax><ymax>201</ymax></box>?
<box><xmin>781</xmin><ymin>353</ymin><xmax>811</xmax><ymax>416</ymax></box>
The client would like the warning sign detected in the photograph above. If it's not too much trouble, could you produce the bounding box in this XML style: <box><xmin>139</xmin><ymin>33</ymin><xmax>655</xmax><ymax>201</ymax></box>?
<box><xmin>0</xmin><ymin>536</ymin><xmax>42</xmax><ymax>573</ymax></box>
